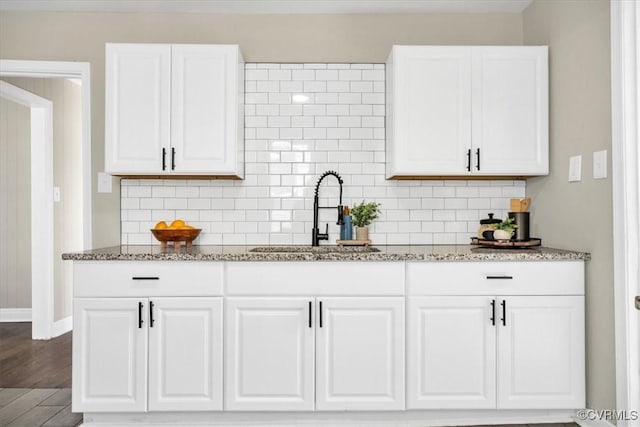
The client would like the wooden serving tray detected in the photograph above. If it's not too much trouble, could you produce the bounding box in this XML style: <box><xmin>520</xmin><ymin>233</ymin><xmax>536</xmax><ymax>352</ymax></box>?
<box><xmin>336</xmin><ymin>239</ymin><xmax>372</xmax><ymax>247</ymax></box>
<box><xmin>470</xmin><ymin>237</ymin><xmax>542</xmax><ymax>248</ymax></box>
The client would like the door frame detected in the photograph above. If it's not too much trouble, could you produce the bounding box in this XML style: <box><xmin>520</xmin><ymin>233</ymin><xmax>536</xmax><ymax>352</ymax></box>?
<box><xmin>0</xmin><ymin>60</ymin><xmax>92</xmax><ymax>339</ymax></box>
<box><xmin>611</xmin><ymin>1</ymin><xmax>640</xmax><ymax>422</ymax></box>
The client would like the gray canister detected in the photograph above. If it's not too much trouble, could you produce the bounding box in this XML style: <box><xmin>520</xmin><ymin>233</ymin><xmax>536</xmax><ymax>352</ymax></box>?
<box><xmin>508</xmin><ymin>212</ymin><xmax>530</xmax><ymax>241</ymax></box>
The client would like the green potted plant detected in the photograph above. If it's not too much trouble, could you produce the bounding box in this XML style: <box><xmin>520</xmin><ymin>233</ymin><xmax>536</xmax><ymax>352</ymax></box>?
<box><xmin>494</xmin><ymin>217</ymin><xmax>518</xmax><ymax>241</ymax></box>
<box><xmin>350</xmin><ymin>201</ymin><xmax>381</xmax><ymax>241</ymax></box>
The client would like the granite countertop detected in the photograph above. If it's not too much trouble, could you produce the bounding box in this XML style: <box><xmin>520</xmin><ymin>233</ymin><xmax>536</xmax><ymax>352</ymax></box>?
<box><xmin>62</xmin><ymin>245</ymin><xmax>590</xmax><ymax>262</ymax></box>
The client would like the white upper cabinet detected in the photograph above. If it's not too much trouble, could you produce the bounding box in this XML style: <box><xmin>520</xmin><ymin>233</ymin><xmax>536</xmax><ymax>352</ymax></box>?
<box><xmin>105</xmin><ymin>43</ymin><xmax>244</xmax><ymax>178</ymax></box>
<box><xmin>386</xmin><ymin>45</ymin><xmax>548</xmax><ymax>178</ymax></box>
<box><xmin>105</xmin><ymin>44</ymin><xmax>171</xmax><ymax>174</ymax></box>
<box><xmin>472</xmin><ymin>47</ymin><xmax>549</xmax><ymax>175</ymax></box>
<box><xmin>386</xmin><ymin>46</ymin><xmax>472</xmax><ymax>176</ymax></box>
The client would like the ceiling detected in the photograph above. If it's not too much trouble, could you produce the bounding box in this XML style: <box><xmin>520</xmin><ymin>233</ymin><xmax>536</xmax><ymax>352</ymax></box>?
<box><xmin>0</xmin><ymin>0</ymin><xmax>534</xmax><ymax>14</ymax></box>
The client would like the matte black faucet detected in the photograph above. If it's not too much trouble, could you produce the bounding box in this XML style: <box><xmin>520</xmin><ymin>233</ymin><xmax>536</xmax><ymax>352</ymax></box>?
<box><xmin>312</xmin><ymin>170</ymin><xmax>344</xmax><ymax>246</ymax></box>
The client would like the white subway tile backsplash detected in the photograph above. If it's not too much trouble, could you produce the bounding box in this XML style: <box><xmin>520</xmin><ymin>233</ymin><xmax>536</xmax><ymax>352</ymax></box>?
<box><xmin>121</xmin><ymin>63</ymin><xmax>524</xmax><ymax>245</ymax></box>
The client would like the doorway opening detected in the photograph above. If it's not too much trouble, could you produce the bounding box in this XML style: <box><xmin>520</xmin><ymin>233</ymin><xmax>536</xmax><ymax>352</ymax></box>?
<box><xmin>0</xmin><ymin>60</ymin><xmax>92</xmax><ymax>340</ymax></box>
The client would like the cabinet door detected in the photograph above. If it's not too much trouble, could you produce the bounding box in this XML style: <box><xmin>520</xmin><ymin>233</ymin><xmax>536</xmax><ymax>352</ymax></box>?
<box><xmin>105</xmin><ymin>44</ymin><xmax>171</xmax><ymax>174</ymax></box>
<box><xmin>472</xmin><ymin>46</ymin><xmax>548</xmax><ymax>175</ymax></box>
<box><xmin>171</xmin><ymin>45</ymin><xmax>241</xmax><ymax>175</ymax></box>
<box><xmin>316</xmin><ymin>297</ymin><xmax>405</xmax><ymax>410</ymax></box>
<box><xmin>72</xmin><ymin>298</ymin><xmax>147</xmax><ymax>412</ymax></box>
<box><xmin>497</xmin><ymin>296</ymin><xmax>585</xmax><ymax>408</ymax></box>
<box><xmin>407</xmin><ymin>296</ymin><xmax>496</xmax><ymax>409</ymax></box>
<box><xmin>148</xmin><ymin>298</ymin><xmax>223</xmax><ymax>411</ymax></box>
<box><xmin>225</xmin><ymin>298</ymin><xmax>315</xmax><ymax>411</ymax></box>
<box><xmin>387</xmin><ymin>46</ymin><xmax>472</xmax><ymax>177</ymax></box>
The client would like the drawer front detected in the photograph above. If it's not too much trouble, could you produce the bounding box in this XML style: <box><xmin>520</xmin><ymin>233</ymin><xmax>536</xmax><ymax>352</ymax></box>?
<box><xmin>407</xmin><ymin>261</ymin><xmax>584</xmax><ymax>296</ymax></box>
<box><xmin>74</xmin><ymin>261</ymin><xmax>223</xmax><ymax>297</ymax></box>
<box><xmin>226</xmin><ymin>262</ymin><xmax>404</xmax><ymax>296</ymax></box>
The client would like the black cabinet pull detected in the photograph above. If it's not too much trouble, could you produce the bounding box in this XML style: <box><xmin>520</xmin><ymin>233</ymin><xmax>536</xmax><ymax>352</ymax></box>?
<box><xmin>486</xmin><ymin>275</ymin><xmax>513</xmax><ymax>280</ymax></box>
<box><xmin>319</xmin><ymin>301</ymin><xmax>323</xmax><ymax>328</ymax></box>
<box><xmin>466</xmin><ymin>149</ymin><xmax>471</xmax><ymax>172</ymax></box>
<box><xmin>171</xmin><ymin>147</ymin><xmax>176</xmax><ymax>170</ymax></box>
<box><xmin>476</xmin><ymin>148</ymin><xmax>481</xmax><ymax>170</ymax></box>
<box><xmin>162</xmin><ymin>148</ymin><xmax>167</xmax><ymax>171</ymax></box>
<box><xmin>500</xmin><ymin>300</ymin><xmax>506</xmax><ymax>326</ymax></box>
<box><xmin>308</xmin><ymin>301</ymin><xmax>312</xmax><ymax>328</ymax></box>
<box><xmin>138</xmin><ymin>302</ymin><xmax>144</xmax><ymax>328</ymax></box>
<box><xmin>490</xmin><ymin>299</ymin><xmax>496</xmax><ymax>326</ymax></box>
<box><xmin>149</xmin><ymin>301</ymin><xmax>155</xmax><ymax>328</ymax></box>
<box><xmin>132</xmin><ymin>276</ymin><xmax>159</xmax><ymax>281</ymax></box>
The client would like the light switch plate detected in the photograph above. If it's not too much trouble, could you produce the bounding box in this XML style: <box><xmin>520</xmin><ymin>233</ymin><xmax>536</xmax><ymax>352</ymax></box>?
<box><xmin>569</xmin><ymin>155</ymin><xmax>582</xmax><ymax>182</ymax></box>
<box><xmin>98</xmin><ymin>172</ymin><xmax>113</xmax><ymax>193</ymax></box>
<box><xmin>53</xmin><ymin>187</ymin><xmax>61</xmax><ymax>202</ymax></box>
<box><xmin>593</xmin><ymin>150</ymin><xmax>607</xmax><ymax>179</ymax></box>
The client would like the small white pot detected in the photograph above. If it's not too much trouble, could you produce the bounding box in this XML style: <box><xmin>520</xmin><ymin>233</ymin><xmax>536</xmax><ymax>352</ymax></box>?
<box><xmin>493</xmin><ymin>229</ymin><xmax>512</xmax><ymax>241</ymax></box>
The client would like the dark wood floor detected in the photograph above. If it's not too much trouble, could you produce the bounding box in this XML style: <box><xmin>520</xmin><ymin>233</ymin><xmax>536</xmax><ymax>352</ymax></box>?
<box><xmin>0</xmin><ymin>323</ymin><xmax>80</xmax><ymax>426</ymax></box>
<box><xmin>0</xmin><ymin>323</ymin><xmax>71</xmax><ymax>388</ymax></box>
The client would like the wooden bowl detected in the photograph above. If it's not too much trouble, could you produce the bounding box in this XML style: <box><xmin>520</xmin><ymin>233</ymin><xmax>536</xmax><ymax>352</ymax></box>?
<box><xmin>151</xmin><ymin>228</ymin><xmax>201</xmax><ymax>249</ymax></box>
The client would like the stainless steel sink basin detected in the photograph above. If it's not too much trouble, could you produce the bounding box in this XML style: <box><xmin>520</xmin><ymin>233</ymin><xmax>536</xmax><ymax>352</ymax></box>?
<box><xmin>249</xmin><ymin>245</ymin><xmax>380</xmax><ymax>253</ymax></box>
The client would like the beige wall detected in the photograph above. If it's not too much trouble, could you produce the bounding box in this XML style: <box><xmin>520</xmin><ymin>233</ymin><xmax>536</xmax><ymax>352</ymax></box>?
<box><xmin>523</xmin><ymin>0</ymin><xmax>614</xmax><ymax>412</ymax></box>
<box><xmin>0</xmin><ymin>11</ymin><xmax>524</xmax><ymax>247</ymax></box>
<box><xmin>0</xmin><ymin>96</ymin><xmax>31</xmax><ymax>310</ymax></box>
<box><xmin>2</xmin><ymin>78</ymin><xmax>84</xmax><ymax>321</ymax></box>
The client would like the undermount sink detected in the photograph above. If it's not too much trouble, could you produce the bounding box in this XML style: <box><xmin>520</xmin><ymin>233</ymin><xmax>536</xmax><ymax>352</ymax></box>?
<box><xmin>249</xmin><ymin>245</ymin><xmax>380</xmax><ymax>253</ymax></box>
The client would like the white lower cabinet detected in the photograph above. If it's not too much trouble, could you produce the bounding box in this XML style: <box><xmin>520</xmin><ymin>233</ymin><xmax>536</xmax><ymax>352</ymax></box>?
<box><xmin>224</xmin><ymin>298</ymin><xmax>315</xmax><ymax>411</ymax></box>
<box><xmin>316</xmin><ymin>298</ymin><xmax>405</xmax><ymax>410</ymax></box>
<box><xmin>148</xmin><ymin>298</ymin><xmax>223</xmax><ymax>411</ymax></box>
<box><xmin>225</xmin><ymin>297</ymin><xmax>405</xmax><ymax>411</ymax></box>
<box><xmin>408</xmin><ymin>295</ymin><xmax>585</xmax><ymax>410</ymax></box>
<box><xmin>73</xmin><ymin>297</ymin><xmax>223</xmax><ymax>412</ymax></box>
<box><xmin>408</xmin><ymin>296</ymin><xmax>496</xmax><ymax>409</ymax></box>
<box><xmin>73</xmin><ymin>298</ymin><xmax>148</xmax><ymax>413</ymax></box>
<box><xmin>498</xmin><ymin>296</ymin><xmax>585</xmax><ymax>409</ymax></box>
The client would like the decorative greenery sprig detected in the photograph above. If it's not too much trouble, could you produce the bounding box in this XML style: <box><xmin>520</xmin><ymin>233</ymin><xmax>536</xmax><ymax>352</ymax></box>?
<box><xmin>351</xmin><ymin>201</ymin><xmax>382</xmax><ymax>227</ymax></box>
<box><xmin>496</xmin><ymin>217</ymin><xmax>518</xmax><ymax>233</ymax></box>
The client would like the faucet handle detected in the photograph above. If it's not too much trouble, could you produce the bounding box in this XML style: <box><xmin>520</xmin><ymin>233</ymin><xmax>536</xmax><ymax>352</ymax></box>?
<box><xmin>324</xmin><ymin>224</ymin><xmax>329</xmax><ymax>235</ymax></box>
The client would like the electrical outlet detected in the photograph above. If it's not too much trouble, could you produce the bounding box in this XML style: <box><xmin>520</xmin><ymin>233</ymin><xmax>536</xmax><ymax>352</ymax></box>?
<box><xmin>593</xmin><ymin>150</ymin><xmax>607</xmax><ymax>179</ymax></box>
<box><xmin>98</xmin><ymin>172</ymin><xmax>113</xmax><ymax>193</ymax></box>
<box><xmin>53</xmin><ymin>187</ymin><xmax>61</xmax><ymax>202</ymax></box>
<box><xmin>568</xmin><ymin>155</ymin><xmax>582</xmax><ymax>182</ymax></box>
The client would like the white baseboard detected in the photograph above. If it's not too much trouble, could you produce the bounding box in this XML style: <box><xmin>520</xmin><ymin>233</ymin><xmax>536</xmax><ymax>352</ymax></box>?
<box><xmin>0</xmin><ymin>308</ymin><xmax>32</xmax><ymax>322</ymax></box>
<box><xmin>51</xmin><ymin>315</ymin><xmax>72</xmax><ymax>337</ymax></box>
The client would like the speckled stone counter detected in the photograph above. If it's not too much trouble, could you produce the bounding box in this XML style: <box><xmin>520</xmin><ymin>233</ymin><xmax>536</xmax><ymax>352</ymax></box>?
<box><xmin>62</xmin><ymin>245</ymin><xmax>590</xmax><ymax>262</ymax></box>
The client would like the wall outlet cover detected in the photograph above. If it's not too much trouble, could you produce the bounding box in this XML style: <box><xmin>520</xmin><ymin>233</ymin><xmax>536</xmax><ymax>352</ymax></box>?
<box><xmin>593</xmin><ymin>150</ymin><xmax>607</xmax><ymax>179</ymax></box>
<box><xmin>568</xmin><ymin>155</ymin><xmax>582</xmax><ymax>182</ymax></box>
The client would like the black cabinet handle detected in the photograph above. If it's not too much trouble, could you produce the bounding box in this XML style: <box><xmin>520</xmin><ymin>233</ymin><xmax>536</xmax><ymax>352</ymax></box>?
<box><xmin>162</xmin><ymin>148</ymin><xmax>167</xmax><ymax>171</ymax></box>
<box><xmin>466</xmin><ymin>149</ymin><xmax>471</xmax><ymax>172</ymax></box>
<box><xmin>149</xmin><ymin>301</ymin><xmax>155</xmax><ymax>328</ymax></box>
<box><xmin>490</xmin><ymin>299</ymin><xmax>496</xmax><ymax>326</ymax></box>
<box><xmin>132</xmin><ymin>276</ymin><xmax>159</xmax><ymax>281</ymax></box>
<box><xmin>319</xmin><ymin>301</ymin><xmax>323</xmax><ymax>328</ymax></box>
<box><xmin>138</xmin><ymin>302</ymin><xmax>144</xmax><ymax>328</ymax></box>
<box><xmin>500</xmin><ymin>300</ymin><xmax>506</xmax><ymax>326</ymax></box>
<box><xmin>486</xmin><ymin>276</ymin><xmax>513</xmax><ymax>280</ymax></box>
<box><xmin>308</xmin><ymin>301</ymin><xmax>312</xmax><ymax>328</ymax></box>
<box><xmin>171</xmin><ymin>147</ymin><xmax>176</xmax><ymax>170</ymax></box>
<box><xmin>476</xmin><ymin>148</ymin><xmax>481</xmax><ymax>171</ymax></box>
